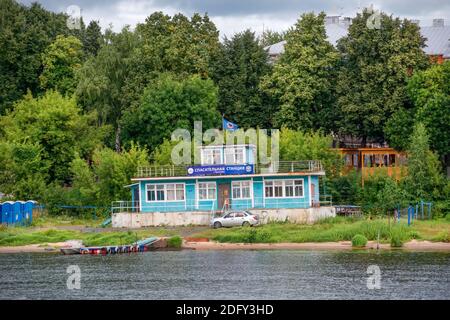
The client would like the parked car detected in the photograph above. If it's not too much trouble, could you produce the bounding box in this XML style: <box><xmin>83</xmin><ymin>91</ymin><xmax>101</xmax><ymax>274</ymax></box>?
<box><xmin>211</xmin><ymin>210</ymin><xmax>259</xmax><ymax>228</ymax></box>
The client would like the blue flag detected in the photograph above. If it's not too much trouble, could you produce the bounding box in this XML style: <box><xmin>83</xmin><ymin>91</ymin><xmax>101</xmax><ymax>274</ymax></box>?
<box><xmin>222</xmin><ymin>118</ymin><xmax>239</xmax><ymax>131</ymax></box>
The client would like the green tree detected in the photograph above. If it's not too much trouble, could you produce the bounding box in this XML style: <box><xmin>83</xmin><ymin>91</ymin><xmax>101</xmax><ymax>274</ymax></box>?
<box><xmin>84</xmin><ymin>20</ymin><xmax>103</xmax><ymax>56</ymax></box>
<box><xmin>403</xmin><ymin>123</ymin><xmax>443</xmax><ymax>201</ymax></box>
<box><xmin>122</xmin><ymin>12</ymin><xmax>220</xmax><ymax>109</ymax></box>
<box><xmin>279</xmin><ymin>128</ymin><xmax>342</xmax><ymax>174</ymax></box>
<box><xmin>0</xmin><ymin>91</ymin><xmax>108</xmax><ymax>184</ymax></box>
<box><xmin>211</xmin><ymin>30</ymin><xmax>274</xmax><ymax>128</ymax></box>
<box><xmin>121</xmin><ymin>73</ymin><xmax>221</xmax><ymax>152</ymax></box>
<box><xmin>0</xmin><ymin>0</ymin><xmax>72</xmax><ymax>113</ymax></box>
<box><xmin>40</xmin><ymin>35</ymin><xmax>84</xmax><ymax>96</ymax></box>
<box><xmin>261</xmin><ymin>12</ymin><xmax>339</xmax><ymax>131</ymax></box>
<box><xmin>408</xmin><ymin>62</ymin><xmax>450</xmax><ymax>159</ymax></box>
<box><xmin>336</xmin><ymin>9</ymin><xmax>429</xmax><ymax>144</ymax></box>
<box><xmin>76</xmin><ymin>27</ymin><xmax>138</xmax><ymax>151</ymax></box>
<box><xmin>259</xmin><ymin>29</ymin><xmax>285</xmax><ymax>47</ymax></box>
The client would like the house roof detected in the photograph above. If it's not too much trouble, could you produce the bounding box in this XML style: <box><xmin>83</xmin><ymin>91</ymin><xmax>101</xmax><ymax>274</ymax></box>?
<box><xmin>265</xmin><ymin>23</ymin><xmax>450</xmax><ymax>58</ymax></box>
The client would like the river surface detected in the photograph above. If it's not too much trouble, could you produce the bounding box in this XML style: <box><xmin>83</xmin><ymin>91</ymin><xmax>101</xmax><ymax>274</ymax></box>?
<box><xmin>0</xmin><ymin>250</ymin><xmax>449</xmax><ymax>300</ymax></box>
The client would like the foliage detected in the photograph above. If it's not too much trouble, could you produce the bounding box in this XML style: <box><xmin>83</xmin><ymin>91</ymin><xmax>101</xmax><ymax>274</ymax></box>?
<box><xmin>336</xmin><ymin>8</ymin><xmax>429</xmax><ymax>144</ymax></box>
<box><xmin>403</xmin><ymin>123</ymin><xmax>444</xmax><ymax>201</ymax></box>
<box><xmin>259</xmin><ymin>29</ymin><xmax>285</xmax><ymax>47</ymax></box>
<box><xmin>279</xmin><ymin>128</ymin><xmax>342</xmax><ymax>174</ymax></box>
<box><xmin>39</xmin><ymin>35</ymin><xmax>84</xmax><ymax>96</ymax></box>
<box><xmin>211</xmin><ymin>30</ymin><xmax>274</xmax><ymax>128</ymax></box>
<box><xmin>261</xmin><ymin>12</ymin><xmax>339</xmax><ymax>132</ymax></box>
<box><xmin>407</xmin><ymin>61</ymin><xmax>450</xmax><ymax>159</ymax></box>
<box><xmin>326</xmin><ymin>170</ymin><xmax>362</xmax><ymax>205</ymax></box>
<box><xmin>193</xmin><ymin>218</ymin><xmax>446</xmax><ymax>244</ymax></box>
<box><xmin>0</xmin><ymin>91</ymin><xmax>107</xmax><ymax>187</ymax></box>
<box><xmin>122</xmin><ymin>12</ymin><xmax>220</xmax><ymax>110</ymax></box>
<box><xmin>351</xmin><ymin>234</ymin><xmax>368</xmax><ymax>247</ymax></box>
<box><xmin>83</xmin><ymin>20</ymin><xmax>103</xmax><ymax>56</ymax></box>
<box><xmin>76</xmin><ymin>27</ymin><xmax>138</xmax><ymax>151</ymax></box>
<box><xmin>167</xmin><ymin>236</ymin><xmax>183</xmax><ymax>248</ymax></box>
<box><xmin>121</xmin><ymin>73</ymin><xmax>221</xmax><ymax>152</ymax></box>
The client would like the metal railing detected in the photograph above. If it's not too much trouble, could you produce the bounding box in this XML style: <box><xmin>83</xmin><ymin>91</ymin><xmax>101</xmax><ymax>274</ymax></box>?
<box><xmin>111</xmin><ymin>195</ymin><xmax>333</xmax><ymax>214</ymax></box>
<box><xmin>136</xmin><ymin>160</ymin><xmax>323</xmax><ymax>178</ymax></box>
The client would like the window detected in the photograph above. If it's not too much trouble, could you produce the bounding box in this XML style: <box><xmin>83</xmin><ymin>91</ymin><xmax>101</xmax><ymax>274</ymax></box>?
<box><xmin>225</xmin><ymin>147</ymin><xmax>245</xmax><ymax>164</ymax></box>
<box><xmin>265</xmin><ymin>181</ymin><xmax>273</xmax><ymax>197</ymax></box>
<box><xmin>232</xmin><ymin>181</ymin><xmax>251</xmax><ymax>199</ymax></box>
<box><xmin>166</xmin><ymin>183</ymin><xmax>185</xmax><ymax>201</ymax></box>
<box><xmin>147</xmin><ymin>183</ymin><xmax>185</xmax><ymax>202</ymax></box>
<box><xmin>202</xmin><ymin>148</ymin><xmax>222</xmax><ymax>165</ymax></box>
<box><xmin>264</xmin><ymin>179</ymin><xmax>304</xmax><ymax>198</ymax></box>
<box><xmin>198</xmin><ymin>182</ymin><xmax>216</xmax><ymax>200</ymax></box>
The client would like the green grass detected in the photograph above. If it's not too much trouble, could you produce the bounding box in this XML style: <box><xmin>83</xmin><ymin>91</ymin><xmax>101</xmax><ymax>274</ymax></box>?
<box><xmin>167</xmin><ymin>236</ymin><xmax>183</xmax><ymax>248</ymax></box>
<box><xmin>31</xmin><ymin>214</ymin><xmax>102</xmax><ymax>228</ymax></box>
<box><xmin>352</xmin><ymin>234</ymin><xmax>368</xmax><ymax>247</ymax></box>
<box><xmin>191</xmin><ymin>217</ymin><xmax>450</xmax><ymax>245</ymax></box>
<box><xmin>0</xmin><ymin>227</ymin><xmax>178</xmax><ymax>247</ymax></box>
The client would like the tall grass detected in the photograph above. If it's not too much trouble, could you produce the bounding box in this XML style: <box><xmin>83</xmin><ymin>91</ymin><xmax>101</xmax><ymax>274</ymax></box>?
<box><xmin>199</xmin><ymin>218</ymin><xmax>425</xmax><ymax>244</ymax></box>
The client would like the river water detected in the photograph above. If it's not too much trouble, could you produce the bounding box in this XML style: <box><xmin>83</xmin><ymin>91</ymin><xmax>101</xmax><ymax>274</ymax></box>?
<box><xmin>0</xmin><ymin>250</ymin><xmax>449</xmax><ymax>300</ymax></box>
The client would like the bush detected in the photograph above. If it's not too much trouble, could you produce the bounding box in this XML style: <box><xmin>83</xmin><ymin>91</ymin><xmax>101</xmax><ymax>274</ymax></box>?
<box><xmin>351</xmin><ymin>234</ymin><xmax>368</xmax><ymax>247</ymax></box>
<box><xmin>390</xmin><ymin>230</ymin><xmax>404</xmax><ymax>247</ymax></box>
<box><xmin>167</xmin><ymin>236</ymin><xmax>183</xmax><ymax>248</ymax></box>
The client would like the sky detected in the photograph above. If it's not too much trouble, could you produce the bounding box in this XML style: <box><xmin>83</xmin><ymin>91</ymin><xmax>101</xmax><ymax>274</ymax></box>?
<box><xmin>18</xmin><ymin>0</ymin><xmax>450</xmax><ymax>38</ymax></box>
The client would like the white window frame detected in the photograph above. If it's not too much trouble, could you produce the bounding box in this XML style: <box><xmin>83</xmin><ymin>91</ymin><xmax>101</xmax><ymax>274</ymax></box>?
<box><xmin>197</xmin><ymin>182</ymin><xmax>216</xmax><ymax>200</ymax></box>
<box><xmin>201</xmin><ymin>148</ymin><xmax>222</xmax><ymax>165</ymax></box>
<box><xmin>264</xmin><ymin>179</ymin><xmax>304</xmax><ymax>198</ymax></box>
<box><xmin>146</xmin><ymin>183</ymin><xmax>185</xmax><ymax>202</ymax></box>
<box><xmin>224</xmin><ymin>147</ymin><xmax>246</xmax><ymax>165</ymax></box>
<box><xmin>231</xmin><ymin>180</ymin><xmax>252</xmax><ymax>199</ymax></box>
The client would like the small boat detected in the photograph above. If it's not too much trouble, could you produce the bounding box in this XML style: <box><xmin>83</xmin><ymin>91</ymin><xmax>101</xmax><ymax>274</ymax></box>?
<box><xmin>60</xmin><ymin>237</ymin><xmax>159</xmax><ymax>255</ymax></box>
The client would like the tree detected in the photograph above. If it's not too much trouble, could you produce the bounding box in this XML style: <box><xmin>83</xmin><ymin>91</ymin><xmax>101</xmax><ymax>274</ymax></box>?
<box><xmin>261</xmin><ymin>12</ymin><xmax>339</xmax><ymax>132</ymax></box>
<box><xmin>407</xmin><ymin>62</ymin><xmax>450</xmax><ymax>160</ymax></box>
<box><xmin>76</xmin><ymin>27</ymin><xmax>138</xmax><ymax>151</ymax></box>
<box><xmin>0</xmin><ymin>0</ymin><xmax>73</xmax><ymax>113</ymax></box>
<box><xmin>40</xmin><ymin>35</ymin><xmax>84</xmax><ymax>96</ymax></box>
<box><xmin>121</xmin><ymin>73</ymin><xmax>221</xmax><ymax>152</ymax></box>
<box><xmin>259</xmin><ymin>29</ymin><xmax>285</xmax><ymax>47</ymax></box>
<box><xmin>403</xmin><ymin>123</ymin><xmax>443</xmax><ymax>201</ymax></box>
<box><xmin>211</xmin><ymin>30</ymin><xmax>274</xmax><ymax>128</ymax></box>
<box><xmin>279</xmin><ymin>128</ymin><xmax>342</xmax><ymax>174</ymax></box>
<box><xmin>0</xmin><ymin>91</ymin><xmax>108</xmax><ymax>184</ymax></box>
<box><xmin>336</xmin><ymin>9</ymin><xmax>429</xmax><ymax>144</ymax></box>
<box><xmin>84</xmin><ymin>20</ymin><xmax>103</xmax><ymax>56</ymax></box>
<box><xmin>122</xmin><ymin>12</ymin><xmax>220</xmax><ymax>109</ymax></box>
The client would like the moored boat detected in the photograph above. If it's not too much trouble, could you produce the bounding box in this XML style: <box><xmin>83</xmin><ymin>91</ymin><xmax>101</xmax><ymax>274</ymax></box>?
<box><xmin>60</xmin><ymin>237</ymin><xmax>159</xmax><ymax>255</ymax></box>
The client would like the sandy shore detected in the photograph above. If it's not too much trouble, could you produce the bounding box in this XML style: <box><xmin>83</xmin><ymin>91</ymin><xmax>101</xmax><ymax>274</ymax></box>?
<box><xmin>1</xmin><ymin>239</ymin><xmax>449</xmax><ymax>253</ymax></box>
<box><xmin>183</xmin><ymin>240</ymin><xmax>450</xmax><ymax>252</ymax></box>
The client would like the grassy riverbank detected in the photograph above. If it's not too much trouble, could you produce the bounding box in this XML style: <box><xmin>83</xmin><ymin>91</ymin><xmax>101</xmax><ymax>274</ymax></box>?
<box><xmin>1</xmin><ymin>216</ymin><xmax>449</xmax><ymax>248</ymax></box>
<box><xmin>191</xmin><ymin>217</ymin><xmax>450</xmax><ymax>245</ymax></box>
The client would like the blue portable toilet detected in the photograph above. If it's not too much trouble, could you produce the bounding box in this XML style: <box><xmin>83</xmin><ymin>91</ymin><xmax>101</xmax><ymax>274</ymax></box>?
<box><xmin>2</xmin><ymin>201</ymin><xmax>14</xmax><ymax>225</ymax></box>
<box><xmin>23</xmin><ymin>200</ymin><xmax>35</xmax><ymax>225</ymax></box>
<box><xmin>13</xmin><ymin>201</ymin><xmax>23</xmax><ymax>225</ymax></box>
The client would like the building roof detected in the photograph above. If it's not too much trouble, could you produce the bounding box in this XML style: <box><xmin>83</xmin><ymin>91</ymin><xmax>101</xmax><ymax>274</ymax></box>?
<box><xmin>265</xmin><ymin>22</ymin><xmax>450</xmax><ymax>58</ymax></box>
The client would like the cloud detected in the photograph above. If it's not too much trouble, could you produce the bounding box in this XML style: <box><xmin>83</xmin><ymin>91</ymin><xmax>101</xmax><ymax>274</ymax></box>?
<box><xmin>17</xmin><ymin>0</ymin><xmax>450</xmax><ymax>37</ymax></box>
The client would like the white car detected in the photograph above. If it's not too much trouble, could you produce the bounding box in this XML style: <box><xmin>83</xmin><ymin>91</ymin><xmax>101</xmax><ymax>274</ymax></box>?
<box><xmin>211</xmin><ymin>210</ymin><xmax>259</xmax><ymax>228</ymax></box>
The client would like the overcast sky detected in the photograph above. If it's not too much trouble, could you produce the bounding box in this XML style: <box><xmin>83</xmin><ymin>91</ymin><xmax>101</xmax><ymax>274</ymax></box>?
<box><xmin>18</xmin><ymin>0</ymin><xmax>450</xmax><ymax>38</ymax></box>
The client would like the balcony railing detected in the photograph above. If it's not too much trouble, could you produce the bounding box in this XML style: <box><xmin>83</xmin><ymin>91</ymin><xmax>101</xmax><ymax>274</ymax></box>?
<box><xmin>136</xmin><ymin>160</ymin><xmax>323</xmax><ymax>178</ymax></box>
<box><xmin>111</xmin><ymin>195</ymin><xmax>333</xmax><ymax>214</ymax></box>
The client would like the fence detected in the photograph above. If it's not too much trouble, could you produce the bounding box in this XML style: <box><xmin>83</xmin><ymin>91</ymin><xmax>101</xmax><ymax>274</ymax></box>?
<box><xmin>396</xmin><ymin>200</ymin><xmax>432</xmax><ymax>226</ymax></box>
<box><xmin>136</xmin><ymin>160</ymin><xmax>324</xmax><ymax>178</ymax></box>
<box><xmin>111</xmin><ymin>195</ymin><xmax>333</xmax><ymax>214</ymax></box>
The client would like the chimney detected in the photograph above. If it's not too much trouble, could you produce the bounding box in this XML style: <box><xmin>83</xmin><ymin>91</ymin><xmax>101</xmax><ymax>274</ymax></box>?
<box><xmin>433</xmin><ymin>18</ymin><xmax>444</xmax><ymax>27</ymax></box>
<box><xmin>325</xmin><ymin>16</ymin><xmax>340</xmax><ymax>25</ymax></box>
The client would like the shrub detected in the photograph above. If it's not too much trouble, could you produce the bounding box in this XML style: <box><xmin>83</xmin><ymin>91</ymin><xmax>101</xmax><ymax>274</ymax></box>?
<box><xmin>351</xmin><ymin>234</ymin><xmax>368</xmax><ymax>247</ymax></box>
<box><xmin>167</xmin><ymin>236</ymin><xmax>182</xmax><ymax>248</ymax></box>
